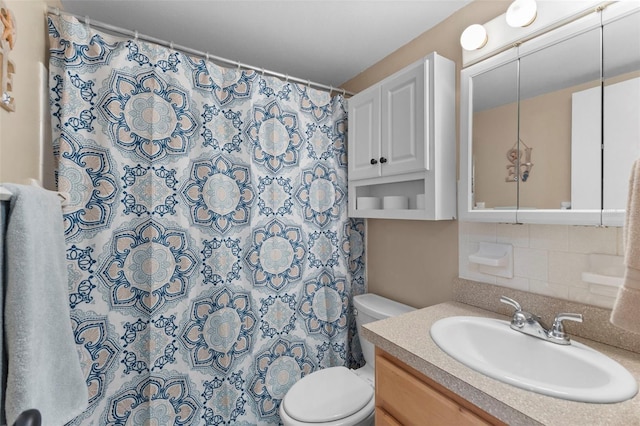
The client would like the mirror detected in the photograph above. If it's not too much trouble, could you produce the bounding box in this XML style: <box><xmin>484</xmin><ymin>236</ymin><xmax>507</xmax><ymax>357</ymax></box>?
<box><xmin>602</xmin><ymin>9</ymin><xmax>640</xmax><ymax>221</ymax></box>
<box><xmin>471</xmin><ymin>60</ymin><xmax>518</xmax><ymax>210</ymax></box>
<box><xmin>519</xmin><ymin>27</ymin><xmax>601</xmax><ymax>211</ymax></box>
<box><xmin>460</xmin><ymin>3</ymin><xmax>640</xmax><ymax>225</ymax></box>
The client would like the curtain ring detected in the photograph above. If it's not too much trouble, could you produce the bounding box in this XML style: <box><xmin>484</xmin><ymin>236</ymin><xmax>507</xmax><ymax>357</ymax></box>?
<box><xmin>169</xmin><ymin>41</ymin><xmax>174</xmax><ymax>50</ymax></box>
<box><xmin>285</xmin><ymin>74</ymin><xmax>289</xmax><ymax>83</ymax></box>
<box><xmin>134</xmin><ymin>30</ymin><xmax>139</xmax><ymax>41</ymax></box>
<box><xmin>307</xmin><ymin>79</ymin><xmax>311</xmax><ymax>89</ymax></box>
<box><xmin>342</xmin><ymin>88</ymin><xmax>346</xmax><ymax>97</ymax></box>
<box><xmin>54</xmin><ymin>7</ymin><xmax>60</xmax><ymax>16</ymax></box>
<box><xmin>237</xmin><ymin>61</ymin><xmax>241</xmax><ymax>71</ymax></box>
<box><xmin>261</xmin><ymin>67</ymin><xmax>265</xmax><ymax>77</ymax></box>
<box><xmin>329</xmin><ymin>85</ymin><xmax>333</xmax><ymax>95</ymax></box>
<box><xmin>205</xmin><ymin>52</ymin><xmax>210</xmax><ymax>61</ymax></box>
<box><xmin>84</xmin><ymin>16</ymin><xmax>90</xmax><ymax>29</ymax></box>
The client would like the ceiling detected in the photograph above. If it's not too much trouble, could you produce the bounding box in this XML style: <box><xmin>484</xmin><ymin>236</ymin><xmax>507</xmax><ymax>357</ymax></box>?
<box><xmin>59</xmin><ymin>0</ymin><xmax>471</xmax><ymax>88</ymax></box>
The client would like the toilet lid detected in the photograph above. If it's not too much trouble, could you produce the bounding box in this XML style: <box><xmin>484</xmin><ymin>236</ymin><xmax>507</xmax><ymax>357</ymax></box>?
<box><xmin>282</xmin><ymin>366</ymin><xmax>374</xmax><ymax>423</ymax></box>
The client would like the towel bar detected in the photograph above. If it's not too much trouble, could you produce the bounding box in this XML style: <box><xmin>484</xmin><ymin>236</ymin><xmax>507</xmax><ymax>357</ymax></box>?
<box><xmin>0</xmin><ymin>180</ymin><xmax>69</xmax><ymax>205</ymax></box>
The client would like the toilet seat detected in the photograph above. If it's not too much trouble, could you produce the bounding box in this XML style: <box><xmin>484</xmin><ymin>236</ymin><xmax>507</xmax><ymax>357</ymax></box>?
<box><xmin>280</xmin><ymin>366</ymin><xmax>374</xmax><ymax>425</ymax></box>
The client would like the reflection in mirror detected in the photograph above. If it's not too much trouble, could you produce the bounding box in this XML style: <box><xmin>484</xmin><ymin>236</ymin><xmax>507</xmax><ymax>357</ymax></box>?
<box><xmin>518</xmin><ymin>27</ymin><xmax>602</xmax><ymax>210</ymax></box>
<box><xmin>461</xmin><ymin>3</ymin><xmax>640</xmax><ymax>224</ymax></box>
<box><xmin>603</xmin><ymin>10</ymin><xmax>640</xmax><ymax>211</ymax></box>
<box><xmin>471</xmin><ymin>60</ymin><xmax>518</xmax><ymax>210</ymax></box>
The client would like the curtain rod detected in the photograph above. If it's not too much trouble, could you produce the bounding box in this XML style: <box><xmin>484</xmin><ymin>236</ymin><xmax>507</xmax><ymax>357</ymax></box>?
<box><xmin>47</xmin><ymin>6</ymin><xmax>353</xmax><ymax>97</ymax></box>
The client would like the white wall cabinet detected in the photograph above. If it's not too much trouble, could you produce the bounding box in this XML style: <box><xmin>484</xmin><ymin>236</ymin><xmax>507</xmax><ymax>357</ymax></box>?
<box><xmin>347</xmin><ymin>52</ymin><xmax>457</xmax><ymax>220</ymax></box>
<box><xmin>350</xmin><ymin>63</ymin><xmax>425</xmax><ymax>180</ymax></box>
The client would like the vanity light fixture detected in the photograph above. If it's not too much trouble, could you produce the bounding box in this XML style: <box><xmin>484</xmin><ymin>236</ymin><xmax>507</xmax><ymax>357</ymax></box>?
<box><xmin>506</xmin><ymin>0</ymin><xmax>538</xmax><ymax>28</ymax></box>
<box><xmin>460</xmin><ymin>24</ymin><xmax>488</xmax><ymax>51</ymax></box>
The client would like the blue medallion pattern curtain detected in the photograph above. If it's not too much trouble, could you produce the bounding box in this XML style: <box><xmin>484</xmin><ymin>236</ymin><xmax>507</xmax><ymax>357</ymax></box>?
<box><xmin>48</xmin><ymin>14</ymin><xmax>365</xmax><ymax>425</ymax></box>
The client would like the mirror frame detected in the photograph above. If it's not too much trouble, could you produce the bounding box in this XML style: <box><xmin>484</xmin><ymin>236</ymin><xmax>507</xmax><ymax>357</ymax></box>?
<box><xmin>460</xmin><ymin>48</ymin><xmax>518</xmax><ymax>224</ymax></box>
<box><xmin>459</xmin><ymin>2</ymin><xmax>638</xmax><ymax>226</ymax></box>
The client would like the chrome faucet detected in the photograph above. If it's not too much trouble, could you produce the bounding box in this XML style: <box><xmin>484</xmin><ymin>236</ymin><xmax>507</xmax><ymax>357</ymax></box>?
<box><xmin>500</xmin><ymin>296</ymin><xmax>583</xmax><ymax>345</ymax></box>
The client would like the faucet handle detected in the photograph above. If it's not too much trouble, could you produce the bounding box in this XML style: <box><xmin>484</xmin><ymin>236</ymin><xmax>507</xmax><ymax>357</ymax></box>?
<box><xmin>554</xmin><ymin>313</ymin><xmax>583</xmax><ymax>324</ymax></box>
<box><xmin>500</xmin><ymin>296</ymin><xmax>526</xmax><ymax>328</ymax></box>
<box><xmin>549</xmin><ymin>313</ymin><xmax>583</xmax><ymax>343</ymax></box>
<box><xmin>500</xmin><ymin>296</ymin><xmax>522</xmax><ymax>312</ymax></box>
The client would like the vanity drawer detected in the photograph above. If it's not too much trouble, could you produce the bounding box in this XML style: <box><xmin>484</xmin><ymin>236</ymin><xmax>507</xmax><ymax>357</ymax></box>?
<box><xmin>375</xmin><ymin>350</ymin><xmax>502</xmax><ymax>425</ymax></box>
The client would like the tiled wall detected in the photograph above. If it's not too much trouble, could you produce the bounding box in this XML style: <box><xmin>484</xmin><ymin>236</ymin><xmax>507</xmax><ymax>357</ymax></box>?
<box><xmin>459</xmin><ymin>222</ymin><xmax>624</xmax><ymax>309</ymax></box>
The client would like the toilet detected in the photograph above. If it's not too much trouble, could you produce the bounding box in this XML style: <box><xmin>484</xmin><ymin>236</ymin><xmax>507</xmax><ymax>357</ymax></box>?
<box><xmin>279</xmin><ymin>293</ymin><xmax>415</xmax><ymax>426</ymax></box>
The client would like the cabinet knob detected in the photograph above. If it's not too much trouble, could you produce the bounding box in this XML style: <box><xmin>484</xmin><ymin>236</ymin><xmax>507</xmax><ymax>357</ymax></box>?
<box><xmin>379</xmin><ymin>157</ymin><xmax>388</xmax><ymax>164</ymax></box>
<box><xmin>370</xmin><ymin>158</ymin><xmax>378</xmax><ymax>165</ymax></box>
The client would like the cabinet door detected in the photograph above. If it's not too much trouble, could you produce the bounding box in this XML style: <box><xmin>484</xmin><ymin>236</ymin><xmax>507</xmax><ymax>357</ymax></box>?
<box><xmin>376</xmin><ymin>352</ymin><xmax>499</xmax><ymax>426</ymax></box>
<box><xmin>380</xmin><ymin>61</ymin><xmax>426</xmax><ymax>177</ymax></box>
<box><xmin>348</xmin><ymin>87</ymin><xmax>381</xmax><ymax>180</ymax></box>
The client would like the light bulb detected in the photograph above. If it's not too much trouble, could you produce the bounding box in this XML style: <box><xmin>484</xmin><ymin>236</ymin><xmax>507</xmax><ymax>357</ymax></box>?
<box><xmin>506</xmin><ymin>0</ymin><xmax>538</xmax><ymax>28</ymax></box>
<box><xmin>460</xmin><ymin>24</ymin><xmax>488</xmax><ymax>51</ymax></box>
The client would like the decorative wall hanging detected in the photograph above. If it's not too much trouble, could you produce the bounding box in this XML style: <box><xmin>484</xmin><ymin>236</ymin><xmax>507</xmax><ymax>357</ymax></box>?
<box><xmin>0</xmin><ymin>0</ymin><xmax>16</xmax><ymax>111</ymax></box>
<box><xmin>506</xmin><ymin>139</ymin><xmax>534</xmax><ymax>182</ymax></box>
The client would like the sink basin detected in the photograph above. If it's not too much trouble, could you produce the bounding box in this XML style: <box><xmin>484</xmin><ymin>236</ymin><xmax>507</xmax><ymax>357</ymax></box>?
<box><xmin>430</xmin><ymin>316</ymin><xmax>638</xmax><ymax>403</ymax></box>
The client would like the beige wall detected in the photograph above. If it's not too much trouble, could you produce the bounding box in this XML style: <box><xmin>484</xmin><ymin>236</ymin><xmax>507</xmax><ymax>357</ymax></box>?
<box><xmin>0</xmin><ymin>0</ymin><xmax>60</xmax><ymax>187</ymax></box>
<box><xmin>341</xmin><ymin>1</ymin><xmax>510</xmax><ymax>308</ymax></box>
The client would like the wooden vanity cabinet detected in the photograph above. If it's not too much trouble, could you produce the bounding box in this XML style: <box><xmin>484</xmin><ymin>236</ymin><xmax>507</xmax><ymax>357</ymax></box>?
<box><xmin>375</xmin><ymin>349</ymin><xmax>506</xmax><ymax>426</ymax></box>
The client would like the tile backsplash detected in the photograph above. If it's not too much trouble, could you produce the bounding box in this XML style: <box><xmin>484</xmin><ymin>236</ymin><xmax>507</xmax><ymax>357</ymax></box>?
<box><xmin>459</xmin><ymin>222</ymin><xmax>624</xmax><ymax>309</ymax></box>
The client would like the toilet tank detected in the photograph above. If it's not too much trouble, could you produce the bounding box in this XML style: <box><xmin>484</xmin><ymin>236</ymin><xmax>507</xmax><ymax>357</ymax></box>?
<box><xmin>353</xmin><ymin>294</ymin><xmax>415</xmax><ymax>367</ymax></box>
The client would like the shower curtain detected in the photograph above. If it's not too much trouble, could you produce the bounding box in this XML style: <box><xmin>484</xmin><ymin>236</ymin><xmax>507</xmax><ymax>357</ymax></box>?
<box><xmin>48</xmin><ymin>14</ymin><xmax>365</xmax><ymax>425</ymax></box>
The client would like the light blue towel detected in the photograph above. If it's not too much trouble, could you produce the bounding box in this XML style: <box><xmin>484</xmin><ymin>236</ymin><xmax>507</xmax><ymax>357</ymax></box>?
<box><xmin>0</xmin><ymin>200</ymin><xmax>8</xmax><ymax>426</ymax></box>
<box><xmin>2</xmin><ymin>184</ymin><xmax>87</xmax><ymax>425</ymax></box>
